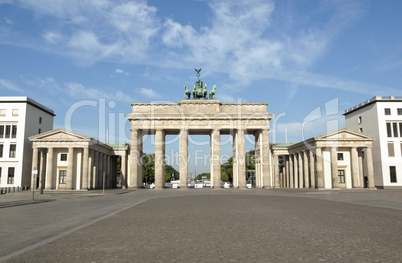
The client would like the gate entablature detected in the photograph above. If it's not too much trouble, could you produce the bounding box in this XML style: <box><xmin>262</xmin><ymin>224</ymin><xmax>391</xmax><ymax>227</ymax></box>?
<box><xmin>127</xmin><ymin>100</ymin><xmax>272</xmax><ymax>131</ymax></box>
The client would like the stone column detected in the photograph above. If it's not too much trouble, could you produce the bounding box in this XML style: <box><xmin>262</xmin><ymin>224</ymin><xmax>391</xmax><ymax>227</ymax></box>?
<box><xmin>365</xmin><ymin>147</ymin><xmax>375</xmax><ymax>188</ymax></box>
<box><xmin>93</xmin><ymin>151</ymin><xmax>98</xmax><ymax>189</ymax></box>
<box><xmin>350</xmin><ymin>147</ymin><xmax>359</xmax><ymax>188</ymax></box>
<box><xmin>303</xmin><ymin>151</ymin><xmax>309</xmax><ymax>188</ymax></box>
<box><xmin>294</xmin><ymin>153</ymin><xmax>299</xmax><ymax>188</ymax></box>
<box><xmin>31</xmin><ymin>147</ymin><xmax>39</xmax><ymax>189</ymax></box>
<box><xmin>298</xmin><ymin>152</ymin><xmax>303</xmax><ymax>188</ymax></box>
<box><xmin>254</xmin><ymin>131</ymin><xmax>261</xmax><ymax>188</ymax></box>
<box><xmin>82</xmin><ymin>147</ymin><xmax>89</xmax><ymax>190</ymax></box>
<box><xmin>129</xmin><ymin>129</ymin><xmax>140</xmax><ymax>188</ymax></box>
<box><xmin>66</xmin><ymin>147</ymin><xmax>74</xmax><ymax>189</ymax></box>
<box><xmin>358</xmin><ymin>149</ymin><xmax>364</xmax><ymax>188</ymax></box>
<box><xmin>331</xmin><ymin>147</ymin><xmax>338</xmax><ymax>189</ymax></box>
<box><xmin>237</xmin><ymin>129</ymin><xmax>246</xmax><ymax>188</ymax></box>
<box><xmin>233</xmin><ymin>131</ymin><xmax>238</xmax><ymax>188</ymax></box>
<box><xmin>137</xmin><ymin>130</ymin><xmax>143</xmax><ymax>187</ymax></box>
<box><xmin>45</xmin><ymin>147</ymin><xmax>53</xmax><ymax>189</ymax></box>
<box><xmin>309</xmin><ymin>150</ymin><xmax>315</xmax><ymax>189</ymax></box>
<box><xmin>39</xmin><ymin>149</ymin><xmax>46</xmax><ymax>190</ymax></box>
<box><xmin>121</xmin><ymin>152</ymin><xmax>127</xmax><ymax>189</ymax></box>
<box><xmin>162</xmin><ymin>132</ymin><xmax>166</xmax><ymax>188</ymax></box>
<box><xmin>179</xmin><ymin>129</ymin><xmax>188</xmax><ymax>189</ymax></box>
<box><xmin>210</xmin><ymin>129</ymin><xmax>221</xmax><ymax>188</ymax></box>
<box><xmin>155</xmin><ymin>129</ymin><xmax>165</xmax><ymax>190</ymax></box>
<box><xmin>289</xmin><ymin>154</ymin><xmax>294</xmax><ymax>188</ymax></box>
<box><xmin>274</xmin><ymin>154</ymin><xmax>280</xmax><ymax>188</ymax></box>
<box><xmin>261</xmin><ymin>129</ymin><xmax>271</xmax><ymax>188</ymax></box>
<box><xmin>316</xmin><ymin>147</ymin><xmax>324</xmax><ymax>189</ymax></box>
<box><xmin>283</xmin><ymin>157</ymin><xmax>287</xmax><ymax>188</ymax></box>
<box><xmin>88</xmin><ymin>149</ymin><xmax>93</xmax><ymax>189</ymax></box>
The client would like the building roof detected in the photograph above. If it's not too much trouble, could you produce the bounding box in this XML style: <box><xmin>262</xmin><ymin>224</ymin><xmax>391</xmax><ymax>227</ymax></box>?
<box><xmin>344</xmin><ymin>96</ymin><xmax>402</xmax><ymax>116</ymax></box>
<box><xmin>270</xmin><ymin>143</ymin><xmax>296</xmax><ymax>148</ymax></box>
<box><xmin>0</xmin><ymin>96</ymin><xmax>55</xmax><ymax>116</ymax></box>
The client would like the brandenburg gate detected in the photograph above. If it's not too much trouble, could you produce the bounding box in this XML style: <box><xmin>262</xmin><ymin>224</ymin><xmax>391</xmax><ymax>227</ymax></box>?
<box><xmin>127</xmin><ymin>99</ymin><xmax>273</xmax><ymax>189</ymax></box>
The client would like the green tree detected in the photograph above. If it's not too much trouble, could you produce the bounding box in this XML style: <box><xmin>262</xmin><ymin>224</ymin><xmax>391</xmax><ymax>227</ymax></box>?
<box><xmin>142</xmin><ymin>153</ymin><xmax>180</xmax><ymax>183</ymax></box>
<box><xmin>220</xmin><ymin>150</ymin><xmax>255</xmax><ymax>183</ymax></box>
<box><xmin>196</xmin><ymin>172</ymin><xmax>210</xmax><ymax>180</ymax></box>
<box><xmin>165</xmin><ymin>164</ymin><xmax>179</xmax><ymax>182</ymax></box>
<box><xmin>221</xmin><ymin>156</ymin><xmax>233</xmax><ymax>182</ymax></box>
<box><xmin>142</xmin><ymin>153</ymin><xmax>155</xmax><ymax>184</ymax></box>
<box><xmin>221</xmin><ymin>171</ymin><xmax>229</xmax><ymax>182</ymax></box>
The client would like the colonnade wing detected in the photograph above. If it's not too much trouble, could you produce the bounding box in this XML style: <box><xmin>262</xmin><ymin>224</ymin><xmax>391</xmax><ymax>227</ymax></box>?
<box><xmin>276</xmin><ymin>128</ymin><xmax>375</xmax><ymax>190</ymax></box>
<box><xmin>28</xmin><ymin>128</ymin><xmax>114</xmax><ymax>190</ymax></box>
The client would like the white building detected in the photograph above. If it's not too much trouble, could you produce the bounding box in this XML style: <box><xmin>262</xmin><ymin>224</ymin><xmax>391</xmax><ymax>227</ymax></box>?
<box><xmin>344</xmin><ymin>96</ymin><xmax>402</xmax><ymax>189</ymax></box>
<box><xmin>0</xmin><ymin>97</ymin><xmax>54</xmax><ymax>188</ymax></box>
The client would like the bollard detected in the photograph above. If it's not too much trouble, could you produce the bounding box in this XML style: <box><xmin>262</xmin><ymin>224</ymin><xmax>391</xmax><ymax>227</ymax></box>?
<box><xmin>24</xmin><ymin>185</ymin><xmax>27</xmax><ymax>191</ymax></box>
<box><xmin>0</xmin><ymin>188</ymin><xmax>3</xmax><ymax>195</ymax></box>
<box><xmin>8</xmin><ymin>187</ymin><xmax>11</xmax><ymax>193</ymax></box>
<box><xmin>40</xmin><ymin>188</ymin><xmax>43</xmax><ymax>195</ymax></box>
<box><xmin>17</xmin><ymin>186</ymin><xmax>20</xmax><ymax>192</ymax></box>
<box><xmin>13</xmin><ymin>186</ymin><xmax>15</xmax><ymax>193</ymax></box>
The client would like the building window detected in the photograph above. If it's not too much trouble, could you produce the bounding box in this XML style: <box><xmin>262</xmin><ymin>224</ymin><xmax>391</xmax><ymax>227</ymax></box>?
<box><xmin>387</xmin><ymin>123</ymin><xmax>392</xmax><ymax>137</ymax></box>
<box><xmin>9</xmin><ymin>144</ymin><xmax>16</xmax><ymax>158</ymax></box>
<box><xmin>60</xmin><ymin>154</ymin><xmax>67</xmax><ymax>161</ymax></box>
<box><xmin>38</xmin><ymin>129</ymin><xmax>41</xmax><ymax>134</ymax></box>
<box><xmin>5</xmin><ymin>125</ymin><xmax>11</xmax><ymax>138</ymax></box>
<box><xmin>393</xmin><ymin>123</ymin><xmax>399</xmax><ymax>137</ymax></box>
<box><xmin>398</xmin><ymin>108</ymin><xmax>402</xmax><ymax>115</ymax></box>
<box><xmin>390</xmin><ymin>166</ymin><xmax>397</xmax><ymax>183</ymax></box>
<box><xmin>0</xmin><ymin>125</ymin><xmax>3</xmax><ymax>138</ymax></box>
<box><xmin>59</xmin><ymin>170</ymin><xmax>67</xmax><ymax>184</ymax></box>
<box><xmin>400</xmin><ymin>124</ymin><xmax>402</xmax><ymax>137</ymax></box>
<box><xmin>385</xmin><ymin>108</ymin><xmax>391</xmax><ymax>115</ymax></box>
<box><xmin>358</xmin><ymin>116</ymin><xmax>362</xmax><ymax>124</ymax></box>
<box><xmin>39</xmin><ymin>117</ymin><xmax>42</xmax><ymax>124</ymax></box>
<box><xmin>0</xmin><ymin>109</ymin><xmax>5</xmax><ymax>116</ymax></box>
<box><xmin>388</xmin><ymin>142</ymin><xmax>395</xmax><ymax>157</ymax></box>
<box><xmin>8</xmin><ymin>167</ymin><xmax>14</xmax><ymax>184</ymax></box>
<box><xmin>11</xmin><ymin>125</ymin><xmax>17</xmax><ymax>138</ymax></box>
<box><xmin>359</xmin><ymin>128</ymin><xmax>363</xmax><ymax>133</ymax></box>
<box><xmin>338</xmin><ymin>170</ymin><xmax>345</xmax><ymax>183</ymax></box>
<box><xmin>337</xmin><ymin>153</ymin><xmax>344</xmax><ymax>161</ymax></box>
<box><xmin>12</xmin><ymin>109</ymin><xmax>19</xmax><ymax>116</ymax></box>
<box><xmin>0</xmin><ymin>144</ymin><xmax>3</xmax><ymax>158</ymax></box>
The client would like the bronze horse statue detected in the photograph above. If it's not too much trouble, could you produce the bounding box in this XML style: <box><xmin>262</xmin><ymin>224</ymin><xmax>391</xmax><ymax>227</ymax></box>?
<box><xmin>184</xmin><ymin>85</ymin><xmax>191</xmax><ymax>99</ymax></box>
<box><xmin>209</xmin><ymin>85</ymin><xmax>216</xmax><ymax>99</ymax></box>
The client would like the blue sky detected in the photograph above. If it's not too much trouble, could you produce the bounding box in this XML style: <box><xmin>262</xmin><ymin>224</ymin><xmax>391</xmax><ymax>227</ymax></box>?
<box><xmin>1</xmin><ymin>0</ymin><xmax>401</xmax><ymax>174</ymax></box>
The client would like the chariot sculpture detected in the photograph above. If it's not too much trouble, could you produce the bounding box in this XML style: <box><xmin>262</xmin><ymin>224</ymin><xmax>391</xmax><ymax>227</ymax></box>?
<box><xmin>184</xmin><ymin>68</ymin><xmax>216</xmax><ymax>100</ymax></box>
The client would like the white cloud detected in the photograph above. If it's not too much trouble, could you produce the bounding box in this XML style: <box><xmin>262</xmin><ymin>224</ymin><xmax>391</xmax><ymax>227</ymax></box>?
<box><xmin>65</xmin><ymin>82</ymin><xmax>134</xmax><ymax>102</ymax></box>
<box><xmin>43</xmin><ymin>31</ymin><xmax>63</xmax><ymax>44</ymax></box>
<box><xmin>3</xmin><ymin>17</ymin><xmax>13</xmax><ymax>24</ymax></box>
<box><xmin>0</xmin><ymin>78</ymin><xmax>22</xmax><ymax>92</ymax></box>
<box><xmin>136</xmin><ymin>87</ymin><xmax>161</xmax><ymax>99</ymax></box>
<box><xmin>115</xmin><ymin>68</ymin><xmax>129</xmax><ymax>76</ymax></box>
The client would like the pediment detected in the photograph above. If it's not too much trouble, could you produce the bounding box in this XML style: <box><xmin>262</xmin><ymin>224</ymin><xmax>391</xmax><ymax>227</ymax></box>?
<box><xmin>29</xmin><ymin>128</ymin><xmax>91</xmax><ymax>142</ymax></box>
<box><xmin>314</xmin><ymin>128</ymin><xmax>374</xmax><ymax>141</ymax></box>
